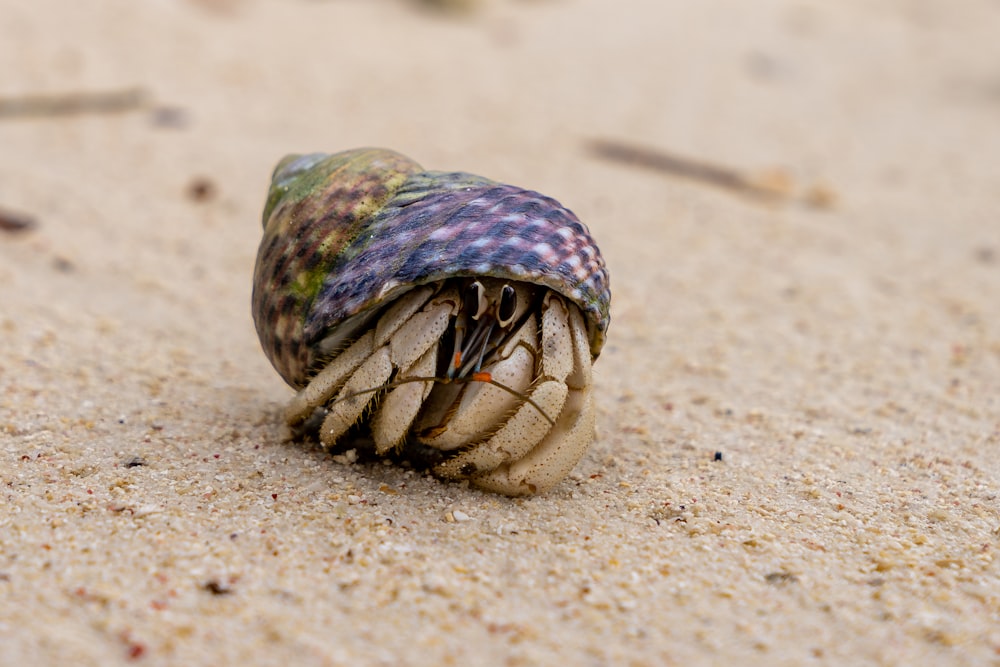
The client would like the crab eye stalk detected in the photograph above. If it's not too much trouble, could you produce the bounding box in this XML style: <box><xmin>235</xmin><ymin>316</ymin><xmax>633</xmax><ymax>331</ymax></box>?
<box><xmin>496</xmin><ymin>284</ymin><xmax>517</xmax><ymax>328</ymax></box>
<box><xmin>464</xmin><ymin>280</ymin><xmax>488</xmax><ymax>321</ymax></box>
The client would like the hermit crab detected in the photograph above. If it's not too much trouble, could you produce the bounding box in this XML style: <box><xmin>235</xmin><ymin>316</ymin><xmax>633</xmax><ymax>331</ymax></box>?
<box><xmin>252</xmin><ymin>148</ymin><xmax>610</xmax><ymax>495</ymax></box>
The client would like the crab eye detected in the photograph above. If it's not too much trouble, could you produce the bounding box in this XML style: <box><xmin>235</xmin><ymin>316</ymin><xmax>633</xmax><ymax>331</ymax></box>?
<box><xmin>464</xmin><ymin>281</ymin><xmax>488</xmax><ymax>320</ymax></box>
<box><xmin>496</xmin><ymin>284</ymin><xmax>517</xmax><ymax>327</ymax></box>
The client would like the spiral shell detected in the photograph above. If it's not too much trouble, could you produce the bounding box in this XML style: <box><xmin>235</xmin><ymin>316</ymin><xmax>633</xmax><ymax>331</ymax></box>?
<box><xmin>252</xmin><ymin>148</ymin><xmax>610</xmax><ymax>495</ymax></box>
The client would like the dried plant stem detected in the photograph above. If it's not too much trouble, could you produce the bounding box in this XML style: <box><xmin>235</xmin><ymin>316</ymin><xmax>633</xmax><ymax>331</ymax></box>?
<box><xmin>587</xmin><ymin>138</ymin><xmax>794</xmax><ymax>202</ymax></box>
<box><xmin>0</xmin><ymin>87</ymin><xmax>148</xmax><ymax>119</ymax></box>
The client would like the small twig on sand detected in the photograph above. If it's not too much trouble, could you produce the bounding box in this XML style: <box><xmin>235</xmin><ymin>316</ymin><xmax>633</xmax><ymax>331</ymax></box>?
<box><xmin>0</xmin><ymin>87</ymin><xmax>148</xmax><ymax>119</ymax></box>
<box><xmin>587</xmin><ymin>138</ymin><xmax>796</xmax><ymax>203</ymax></box>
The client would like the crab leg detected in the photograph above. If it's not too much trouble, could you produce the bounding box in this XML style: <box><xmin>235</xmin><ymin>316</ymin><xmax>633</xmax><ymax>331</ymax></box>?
<box><xmin>434</xmin><ymin>293</ymin><xmax>586</xmax><ymax>491</ymax></box>
<box><xmin>319</xmin><ymin>288</ymin><xmax>458</xmax><ymax>448</ymax></box>
<box><xmin>371</xmin><ymin>344</ymin><xmax>438</xmax><ymax>454</ymax></box>
<box><xmin>420</xmin><ymin>313</ymin><xmax>539</xmax><ymax>452</ymax></box>
<box><xmin>469</xmin><ymin>298</ymin><xmax>594</xmax><ymax>495</ymax></box>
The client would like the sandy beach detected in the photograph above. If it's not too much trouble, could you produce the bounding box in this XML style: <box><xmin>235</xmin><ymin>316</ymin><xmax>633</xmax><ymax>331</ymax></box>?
<box><xmin>2</xmin><ymin>0</ymin><xmax>999</xmax><ymax>664</ymax></box>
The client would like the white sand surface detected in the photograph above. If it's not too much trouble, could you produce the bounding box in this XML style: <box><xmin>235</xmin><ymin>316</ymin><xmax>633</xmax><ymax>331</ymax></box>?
<box><xmin>2</xmin><ymin>0</ymin><xmax>999</xmax><ymax>664</ymax></box>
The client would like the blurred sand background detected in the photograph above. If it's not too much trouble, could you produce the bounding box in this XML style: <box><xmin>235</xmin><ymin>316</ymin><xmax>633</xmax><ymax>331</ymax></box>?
<box><xmin>2</xmin><ymin>0</ymin><xmax>1000</xmax><ymax>664</ymax></box>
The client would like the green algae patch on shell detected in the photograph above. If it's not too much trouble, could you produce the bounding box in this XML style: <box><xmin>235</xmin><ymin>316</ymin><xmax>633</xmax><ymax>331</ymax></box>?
<box><xmin>253</xmin><ymin>148</ymin><xmax>611</xmax><ymax>389</ymax></box>
<box><xmin>253</xmin><ymin>149</ymin><xmax>424</xmax><ymax>387</ymax></box>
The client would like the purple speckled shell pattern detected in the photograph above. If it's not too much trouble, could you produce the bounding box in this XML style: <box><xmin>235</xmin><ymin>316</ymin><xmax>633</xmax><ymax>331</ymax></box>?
<box><xmin>253</xmin><ymin>148</ymin><xmax>611</xmax><ymax>389</ymax></box>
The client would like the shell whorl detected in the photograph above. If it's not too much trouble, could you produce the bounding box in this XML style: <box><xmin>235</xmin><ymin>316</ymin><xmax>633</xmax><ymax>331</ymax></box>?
<box><xmin>253</xmin><ymin>148</ymin><xmax>611</xmax><ymax>388</ymax></box>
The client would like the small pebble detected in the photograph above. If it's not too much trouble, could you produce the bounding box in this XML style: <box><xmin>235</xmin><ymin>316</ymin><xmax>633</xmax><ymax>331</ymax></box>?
<box><xmin>187</xmin><ymin>176</ymin><xmax>217</xmax><ymax>203</ymax></box>
<box><xmin>202</xmin><ymin>579</ymin><xmax>232</xmax><ymax>595</ymax></box>
<box><xmin>332</xmin><ymin>449</ymin><xmax>358</xmax><ymax>465</ymax></box>
<box><xmin>150</xmin><ymin>106</ymin><xmax>190</xmax><ymax>129</ymax></box>
<box><xmin>134</xmin><ymin>505</ymin><xmax>160</xmax><ymax>518</ymax></box>
<box><xmin>52</xmin><ymin>256</ymin><xmax>75</xmax><ymax>273</ymax></box>
<box><xmin>0</xmin><ymin>208</ymin><xmax>37</xmax><ymax>233</ymax></box>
